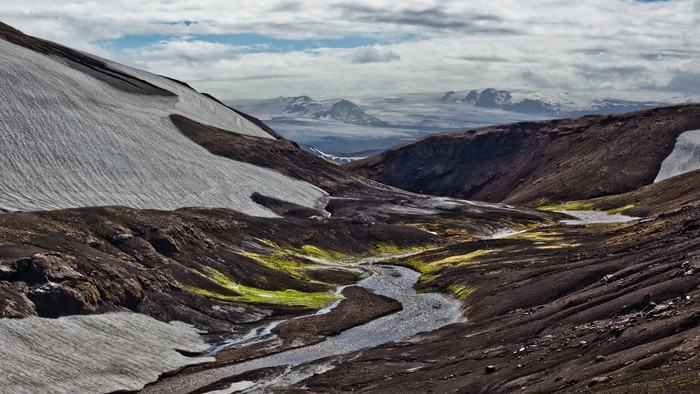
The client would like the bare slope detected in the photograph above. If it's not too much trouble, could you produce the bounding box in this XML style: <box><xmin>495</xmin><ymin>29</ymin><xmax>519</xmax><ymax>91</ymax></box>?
<box><xmin>347</xmin><ymin>104</ymin><xmax>700</xmax><ymax>205</ymax></box>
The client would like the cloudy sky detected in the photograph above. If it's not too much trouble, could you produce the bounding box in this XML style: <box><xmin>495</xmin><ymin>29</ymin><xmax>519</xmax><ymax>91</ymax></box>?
<box><xmin>1</xmin><ymin>0</ymin><xmax>698</xmax><ymax>101</ymax></box>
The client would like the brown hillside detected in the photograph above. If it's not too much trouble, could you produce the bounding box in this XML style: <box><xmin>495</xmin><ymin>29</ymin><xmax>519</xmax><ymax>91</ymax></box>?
<box><xmin>346</xmin><ymin>104</ymin><xmax>700</xmax><ymax>205</ymax></box>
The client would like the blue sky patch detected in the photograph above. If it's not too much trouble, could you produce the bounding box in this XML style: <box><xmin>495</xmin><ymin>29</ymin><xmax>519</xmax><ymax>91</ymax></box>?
<box><xmin>98</xmin><ymin>33</ymin><xmax>389</xmax><ymax>54</ymax></box>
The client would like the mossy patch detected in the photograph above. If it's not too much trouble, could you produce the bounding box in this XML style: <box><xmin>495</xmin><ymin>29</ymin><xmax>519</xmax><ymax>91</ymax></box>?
<box><xmin>535</xmin><ymin>243</ymin><xmax>581</xmax><ymax>250</ymax></box>
<box><xmin>372</xmin><ymin>243</ymin><xmax>439</xmax><ymax>256</ymax></box>
<box><xmin>449</xmin><ymin>284</ymin><xmax>477</xmax><ymax>300</ymax></box>
<box><xmin>606</xmin><ymin>204</ymin><xmax>635</xmax><ymax>215</ymax></box>
<box><xmin>186</xmin><ymin>267</ymin><xmax>339</xmax><ymax>308</ymax></box>
<box><xmin>297</xmin><ymin>245</ymin><xmax>348</xmax><ymax>260</ymax></box>
<box><xmin>509</xmin><ymin>230</ymin><xmax>564</xmax><ymax>242</ymax></box>
<box><xmin>401</xmin><ymin>249</ymin><xmax>493</xmax><ymax>275</ymax></box>
<box><xmin>537</xmin><ymin>201</ymin><xmax>595</xmax><ymax>211</ymax></box>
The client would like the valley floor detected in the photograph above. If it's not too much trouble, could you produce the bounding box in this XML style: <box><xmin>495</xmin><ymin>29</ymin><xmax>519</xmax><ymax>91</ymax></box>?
<box><xmin>293</xmin><ymin>207</ymin><xmax>700</xmax><ymax>393</ymax></box>
<box><xmin>145</xmin><ymin>204</ymin><xmax>700</xmax><ymax>393</ymax></box>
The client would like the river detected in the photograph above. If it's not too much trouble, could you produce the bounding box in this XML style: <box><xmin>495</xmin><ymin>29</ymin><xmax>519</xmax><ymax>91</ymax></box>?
<box><xmin>141</xmin><ymin>263</ymin><xmax>464</xmax><ymax>393</ymax></box>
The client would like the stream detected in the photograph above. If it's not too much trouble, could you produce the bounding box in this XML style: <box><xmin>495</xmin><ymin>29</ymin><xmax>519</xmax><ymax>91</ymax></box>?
<box><xmin>141</xmin><ymin>263</ymin><xmax>464</xmax><ymax>394</ymax></box>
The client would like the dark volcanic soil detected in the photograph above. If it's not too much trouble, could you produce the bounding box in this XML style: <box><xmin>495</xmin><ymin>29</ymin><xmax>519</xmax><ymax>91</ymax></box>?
<box><xmin>0</xmin><ymin>206</ymin><xmax>435</xmax><ymax>328</ymax></box>
<box><xmin>346</xmin><ymin>104</ymin><xmax>700</xmax><ymax>206</ymax></box>
<box><xmin>272</xmin><ymin>286</ymin><xmax>402</xmax><ymax>340</ymax></box>
<box><xmin>294</xmin><ymin>203</ymin><xmax>700</xmax><ymax>393</ymax></box>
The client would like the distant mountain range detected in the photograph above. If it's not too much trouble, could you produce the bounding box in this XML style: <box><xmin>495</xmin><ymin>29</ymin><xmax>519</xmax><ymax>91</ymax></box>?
<box><xmin>234</xmin><ymin>95</ymin><xmax>388</xmax><ymax>127</ymax></box>
<box><xmin>231</xmin><ymin>90</ymin><xmax>666</xmax><ymax>156</ymax></box>
<box><xmin>439</xmin><ymin>88</ymin><xmax>660</xmax><ymax>117</ymax></box>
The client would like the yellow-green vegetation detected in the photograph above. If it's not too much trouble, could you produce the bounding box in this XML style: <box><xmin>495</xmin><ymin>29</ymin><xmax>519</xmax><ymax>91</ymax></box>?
<box><xmin>236</xmin><ymin>251</ymin><xmax>315</xmax><ymax>279</ymax></box>
<box><xmin>537</xmin><ymin>200</ymin><xmax>595</xmax><ymax>211</ymax></box>
<box><xmin>254</xmin><ymin>239</ymin><xmax>353</xmax><ymax>262</ymax></box>
<box><xmin>255</xmin><ymin>238</ymin><xmax>280</xmax><ymax>249</ymax></box>
<box><xmin>372</xmin><ymin>243</ymin><xmax>440</xmax><ymax>256</ymax></box>
<box><xmin>535</xmin><ymin>243</ymin><xmax>582</xmax><ymax>250</ymax></box>
<box><xmin>297</xmin><ymin>244</ymin><xmax>349</xmax><ymax>261</ymax></box>
<box><xmin>400</xmin><ymin>218</ymin><xmax>478</xmax><ymax>241</ymax></box>
<box><xmin>537</xmin><ymin>200</ymin><xmax>636</xmax><ymax>216</ymax></box>
<box><xmin>449</xmin><ymin>284</ymin><xmax>477</xmax><ymax>300</ymax></box>
<box><xmin>606</xmin><ymin>204</ymin><xmax>635</xmax><ymax>215</ymax></box>
<box><xmin>401</xmin><ymin>249</ymin><xmax>493</xmax><ymax>275</ymax></box>
<box><xmin>186</xmin><ymin>267</ymin><xmax>339</xmax><ymax>308</ymax></box>
<box><xmin>509</xmin><ymin>230</ymin><xmax>564</xmax><ymax>242</ymax></box>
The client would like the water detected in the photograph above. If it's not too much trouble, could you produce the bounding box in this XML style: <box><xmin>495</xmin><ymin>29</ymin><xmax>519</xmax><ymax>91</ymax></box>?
<box><xmin>557</xmin><ymin>210</ymin><xmax>639</xmax><ymax>225</ymax></box>
<box><xmin>142</xmin><ymin>264</ymin><xmax>464</xmax><ymax>394</ymax></box>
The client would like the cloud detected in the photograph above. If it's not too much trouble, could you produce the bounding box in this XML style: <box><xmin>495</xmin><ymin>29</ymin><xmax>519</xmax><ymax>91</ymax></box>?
<box><xmin>349</xmin><ymin>46</ymin><xmax>400</xmax><ymax>64</ymax></box>
<box><xmin>128</xmin><ymin>39</ymin><xmax>243</xmax><ymax>63</ymax></box>
<box><xmin>665</xmin><ymin>70</ymin><xmax>700</xmax><ymax>94</ymax></box>
<box><xmin>575</xmin><ymin>65</ymin><xmax>650</xmax><ymax>83</ymax></box>
<box><xmin>0</xmin><ymin>0</ymin><xmax>698</xmax><ymax>101</ymax></box>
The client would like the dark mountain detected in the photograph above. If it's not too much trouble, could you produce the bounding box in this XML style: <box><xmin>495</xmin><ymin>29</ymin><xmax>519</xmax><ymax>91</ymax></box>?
<box><xmin>347</xmin><ymin>104</ymin><xmax>700</xmax><ymax>206</ymax></box>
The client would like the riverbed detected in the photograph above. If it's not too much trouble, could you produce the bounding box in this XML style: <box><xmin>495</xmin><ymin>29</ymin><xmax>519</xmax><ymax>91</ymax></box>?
<box><xmin>142</xmin><ymin>264</ymin><xmax>465</xmax><ymax>393</ymax></box>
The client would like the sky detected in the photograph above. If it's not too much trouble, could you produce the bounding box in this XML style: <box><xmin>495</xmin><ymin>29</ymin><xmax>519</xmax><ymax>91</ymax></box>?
<box><xmin>1</xmin><ymin>0</ymin><xmax>698</xmax><ymax>101</ymax></box>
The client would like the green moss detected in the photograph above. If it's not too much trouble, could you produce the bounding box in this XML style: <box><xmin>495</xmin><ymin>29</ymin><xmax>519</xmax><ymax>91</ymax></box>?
<box><xmin>449</xmin><ymin>284</ymin><xmax>477</xmax><ymax>300</ymax></box>
<box><xmin>500</xmin><ymin>219</ymin><xmax>542</xmax><ymax>230</ymax></box>
<box><xmin>254</xmin><ymin>238</ymin><xmax>280</xmax><ymax>249</ymax></box>
<box><xmin>606</xmin><ymin>204</ymin><xmax>635</xmax><ymax>215</ymax></box>
<box><xmin>509</xmin><ymin>230</ymin><xmax>564</xmax><ymax>242</ymax></box>
<box><xmin>402</xmin><ymin>249</ymin><xmax>493</xmax><ymax>275</ymax></box>
<box><xmin>537</xmin><ymin>201</ymin><xmax>595</xmax><ymax>211</ymax></box>
<box><xmin>535</xmin><ymin>243</ymin><xmax>581</xmax><ymax>250</ymax></box>
<box><xmin>297</xmin><ymin>245</ymin><xmax>348</xmax><ymax>260</ymax></box>
<box><xmin>237</xmin><ymin>250</ymin><xmax>311</xmax><ymax>277</ymax></box>
<box><xmin>372</xmin><ymin>243</ymin><xmax>438</xmax><ymax>256</ymax></box>
<box><xmin>187</xmin><ymin>267</ymin><xmax>339</xmax><ymax>308</ymax></box>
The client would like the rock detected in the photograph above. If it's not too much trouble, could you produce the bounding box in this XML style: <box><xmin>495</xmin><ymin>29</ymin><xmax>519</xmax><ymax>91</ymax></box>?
<box><xmin>15</xmin><ymin>253</ymin><xmax>85</xmax><ymax>285</ymax></box>
<box><xmin>86</xmin><ymin>236</ymin><xmax>103</xmax><ymax>248</ymax></box>
<box><xmin>0</xmin><ymin>281</ymin><xmax>36</xmax><ymax>317</ymax></box>
<box><xmin>27</xmin><ymin>281</ymin><xmax>100</xmax><ymax>317</ymax></box>
<box><xmin>588</xmin><ymin>376</ymin><xmax>613</xmax><ymax>387</ymax></box>
<box><xmin>643</xmin><ymin>301</ymin><xmax>657</xmax><ymax>313</ymax></box>
<box><xmin>0</xmin><ymin>262</ymin><xmax>15</xmax><ymax>280</ymax></box>
<box><xmin>485</xmin><ymin>365</ymin><xmax>497</xmax><ymax>374</ymax></box>
<box><xmin>595</xmin><ymin>355</ymin><xmax>607</xmax><ymax>362</ymax></box>
<box><xmin>146</xmin><ymin>229</ymin><xmax>180</xmax><ymax>256</ymax></box>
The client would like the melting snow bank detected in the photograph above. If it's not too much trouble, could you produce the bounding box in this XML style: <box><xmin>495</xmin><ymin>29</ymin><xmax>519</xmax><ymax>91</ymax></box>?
<box><xmin>558</xmin><ymin>210</ymin><xmax>639</xmax><ymax>225</ymax></box>
<box><xmin>655</xmin><ymin>129</ymin><xmax>700</xmax><ymax>183</ymax></box>
<box><xmin>0</xmin><ymin>312</ymin><xmax>214</xmax><ymax>394</ymax></box>
<box><xmin>142</xmin><ymin>265</ymin><xmax>464</xmax><ymax>394</ymax></box>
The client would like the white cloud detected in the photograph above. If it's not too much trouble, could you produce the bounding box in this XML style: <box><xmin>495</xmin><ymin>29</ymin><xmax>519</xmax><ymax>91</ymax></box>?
<box><xmin>349</xmin><ymin>46</ymin><xmax>400</xmax><ymax>64</ymax></box>
<box><xmin>0</xmin><ymin>0</ymin><xmax>698</xmax><ymax>100</ymax></box>
<box><xmin>126</xmin><ymin>40</ymin><xmax>244</xmax><ymax>63</ymax></box>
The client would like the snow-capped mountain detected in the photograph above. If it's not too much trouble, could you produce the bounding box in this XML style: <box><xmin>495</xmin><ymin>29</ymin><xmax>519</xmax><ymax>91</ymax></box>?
<box><xmin>303</xmin><ymin>146</ymin><xmax>373</xmax><ymax>164</ymax></box>
<box><xmin>232</xmin><ymin>89</ymin><xmax>667</xmax><ymax>156</ymax></box>
<box><xmin>233</xmin><ymin>96</ymin><xmax>388</xmax><ymax>127</ymax></box>
<box><xmin>440</xmin><ymin>88</ymin><xmax>659</xmax><ymax>117</ymax></box>
<box><xmin>0</xmin><ymin>22</ymin><xmax>324</xmax><ymax>217</ymax></box>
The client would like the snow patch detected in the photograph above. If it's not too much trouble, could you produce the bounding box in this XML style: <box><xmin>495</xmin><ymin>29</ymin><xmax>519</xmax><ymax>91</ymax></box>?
<box><xmin>654</xmin><ymin>129</ymin><xmax>700</xmax><ymax>183</ymax></box>
<box><xmin>0</xmin><ymin>312</ymin><xmax>214</xmax><ymax>394</ymax></box>
<box><xmin>0</xmin><ymin>38</ymin><xmax>325</xmax><ymax>216</ymax></box>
